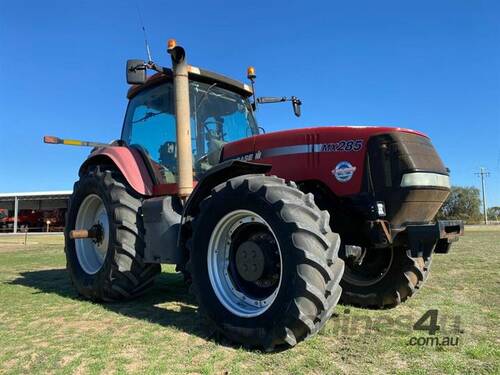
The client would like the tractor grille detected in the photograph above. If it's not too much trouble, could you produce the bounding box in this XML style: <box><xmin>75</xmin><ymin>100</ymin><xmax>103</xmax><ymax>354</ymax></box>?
<box><xmin>366</xmin><ymin>132</ymin><xmax>450</xmax><ymax>228</ymax></box>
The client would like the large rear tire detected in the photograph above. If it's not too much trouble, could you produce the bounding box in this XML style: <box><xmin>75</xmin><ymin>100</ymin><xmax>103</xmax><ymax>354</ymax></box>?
<box><xmin>188</xmin><ymin>175</ymin><xmax>344</xmax><ymax>350</ymax></box>
<box><xmin>340</xmin><ymin>246</ymin><xmax>431</xmax><ymax>308</ymax></box>
<box><xmin>65</xmin><ymin>166</ymin><xmax>160</xmax><ymax>301</ymax></box>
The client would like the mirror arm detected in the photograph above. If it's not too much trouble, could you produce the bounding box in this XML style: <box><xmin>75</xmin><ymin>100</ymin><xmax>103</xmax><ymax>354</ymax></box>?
<box><xmin>129</xmin><ymin>61</ymin><xmax>165</xmax><ymax>74</ymax></box>
<box><xmin>257</xmin><ymin>96</ymin><xmax>301</xmax><ymax>104</ymax></box>
<box><xmin>145</xmin><ymin>61</ymin><xmax>167</xmax><ymax>74</ymax></box>
<box><xmin>256</xmin><ymin>96</ymin><xmax>302</xmax><ymax>117</ymax></box>
<box><xmin>257</xmin><ymin>97</ymin><xmax>287</xmax><ymax>104</ymax></box>
<box><xmin>126</xmin><ymin>59</ymin><xmax>170</xmax><ymax>85</ymax></box>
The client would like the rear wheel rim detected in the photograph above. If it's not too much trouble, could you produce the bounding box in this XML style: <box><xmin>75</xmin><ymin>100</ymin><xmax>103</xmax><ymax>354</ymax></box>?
<box><xmin>207</xmin><ymin>209</ymin><xmax>282</xmax><ymax>318</ymax></box>
<box><xmin>74</xmin><ymin>194</ymin><xmax>109</xmax><ymax>275</ymax></box>
<box><xmin>342</xmin><ymin>246</ymin><xmax>394</xmax><ymax>287</ymax></box>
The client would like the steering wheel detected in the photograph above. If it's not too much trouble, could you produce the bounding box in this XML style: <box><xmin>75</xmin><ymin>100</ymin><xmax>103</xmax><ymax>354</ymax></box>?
<box><xmin>195</xmin><ymin>153</ymin><xmax>209</xmax><ymax>165</ymax></box>
<box><xmin>203</xmin><ymin>120</ymin><xmax>226</xmax><ymax>140</ymax></box>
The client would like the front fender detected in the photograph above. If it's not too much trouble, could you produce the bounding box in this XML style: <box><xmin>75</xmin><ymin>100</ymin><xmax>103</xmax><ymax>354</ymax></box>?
<box><xmin>183</xmin><ymin>160</ymin><xmax>271</xmax><ymax>218</ymax></box>
<box><xmin>79</xmin><ymin>147</ymin><xmax>154</xmax><ymax>196</ymax></box>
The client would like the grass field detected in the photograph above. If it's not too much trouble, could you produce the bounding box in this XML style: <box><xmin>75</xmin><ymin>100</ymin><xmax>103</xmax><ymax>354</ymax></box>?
<box><xmin>0</xmin><ymin>228</ymin><xmax>498</xmax><ymax>374</ymax></box>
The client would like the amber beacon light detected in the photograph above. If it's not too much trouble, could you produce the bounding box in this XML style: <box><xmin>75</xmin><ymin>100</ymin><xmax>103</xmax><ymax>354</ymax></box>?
<box><xmin>167</xmin><ymin>39</ymin><xmax>177</xmax><ymax>51</ymax></box>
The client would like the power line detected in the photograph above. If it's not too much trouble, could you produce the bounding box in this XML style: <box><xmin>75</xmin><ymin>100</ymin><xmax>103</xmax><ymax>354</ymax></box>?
<box><xmin>475</xmin><ymin>167</ymin><xmax>490</xmax><ymax>224</ymax></box>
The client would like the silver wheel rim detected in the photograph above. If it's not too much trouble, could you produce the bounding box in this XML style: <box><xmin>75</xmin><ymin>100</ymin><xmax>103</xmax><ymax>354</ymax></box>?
<box><xmin>207</xmin><ymin>209</ymin><xmax>282</xmax><ymax>318</ymax></box>
<box><xmin>75</xmin><ymin>194</ymin><xmax>109</xmax><ymax>275</ymax></box>
<box><xmin>343</xmin><ymin>247</ymin><xmax>394</xmax><ymax>286</ymax></box>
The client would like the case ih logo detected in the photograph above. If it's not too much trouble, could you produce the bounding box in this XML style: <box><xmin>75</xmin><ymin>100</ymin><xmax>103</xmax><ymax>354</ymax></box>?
<box><xmin>235</xmin><ymin>150</ymin><xmax>262</xmax><ymax>162</ymax></box>
<box><xmin>333</xmin><ymin>161</ymin><xmax>357</xmax><ymax>182</ymax></box>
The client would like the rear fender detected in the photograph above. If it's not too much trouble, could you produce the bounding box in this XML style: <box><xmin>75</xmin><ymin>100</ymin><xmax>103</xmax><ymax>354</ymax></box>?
<box><xmin>79</xmin><ymin>147</ymin><xmax>154</xmax><ymax>196</ymax></box>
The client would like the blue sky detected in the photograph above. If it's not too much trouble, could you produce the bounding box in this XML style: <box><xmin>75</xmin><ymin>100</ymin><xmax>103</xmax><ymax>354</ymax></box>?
<box><xmin>1</xmin><ymin>1</ymin><xmax>499</xmax><ymax>206</ymax></box>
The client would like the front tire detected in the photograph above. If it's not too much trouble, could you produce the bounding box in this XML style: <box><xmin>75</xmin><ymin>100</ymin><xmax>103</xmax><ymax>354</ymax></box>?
<box><xmin>188</xmin><ymin>175</ymin><xmax>344</xmax><ymax>350</ymax></box>
<box><xmin>65</xmin><ymin>166</ymin><xmax>160</xmax><ymax>301</ymax></box>
<box><xmin>340</xmin><ymin>246</ymin><xmax>431</xmax><ymax>308</ymax></box>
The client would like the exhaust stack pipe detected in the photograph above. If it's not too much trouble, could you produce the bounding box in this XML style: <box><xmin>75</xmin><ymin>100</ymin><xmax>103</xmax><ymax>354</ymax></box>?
<box><xmin>168</xmin><ymin>39</ymin><xmax>194</xmax><ymax>199</ymax></box>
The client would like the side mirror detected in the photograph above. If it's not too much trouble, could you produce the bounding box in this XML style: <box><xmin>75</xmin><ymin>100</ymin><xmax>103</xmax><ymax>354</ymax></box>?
<box><xmin>126</xmin><ymin>59</ymin><xmax>147</xmax><ymax>84</ymax></box>
<box><xmin>292</xmin><ymin>97</ymin><xmax>302</xmax><ymax>117</ymax></box>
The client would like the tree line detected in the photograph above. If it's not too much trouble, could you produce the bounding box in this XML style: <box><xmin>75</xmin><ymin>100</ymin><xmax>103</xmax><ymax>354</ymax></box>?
<box><xmin>437</xmin><ymin>186</ymin><xmax>499</xmax><ymax>223</ymax></box>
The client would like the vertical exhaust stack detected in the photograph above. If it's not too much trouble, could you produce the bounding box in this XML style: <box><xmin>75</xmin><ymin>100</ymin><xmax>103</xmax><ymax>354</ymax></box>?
<box><xmin>168</xmin><ymin>39</ymin><xmax>194</xmax><ymax>199</ymax></box>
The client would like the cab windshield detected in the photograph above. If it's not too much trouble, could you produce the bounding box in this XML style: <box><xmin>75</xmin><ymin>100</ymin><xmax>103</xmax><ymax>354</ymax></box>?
<box><xmin>122</xmin><ymin>80</ymin><xmax>259</xmax><ymax>182</ymax></box>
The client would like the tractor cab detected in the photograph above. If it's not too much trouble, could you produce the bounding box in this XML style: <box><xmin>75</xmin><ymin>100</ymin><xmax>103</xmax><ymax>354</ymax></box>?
<box><xmin>122</xmin><ymin>68</ymin><xmax>260</xmax><ymax>183</ymax></box>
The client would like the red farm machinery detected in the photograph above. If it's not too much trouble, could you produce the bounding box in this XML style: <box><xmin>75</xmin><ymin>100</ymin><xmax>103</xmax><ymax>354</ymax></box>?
<box><xmin>45</xmin><ymin>39</ymin><xmax>463</xmax><ymax>350</ymax></box>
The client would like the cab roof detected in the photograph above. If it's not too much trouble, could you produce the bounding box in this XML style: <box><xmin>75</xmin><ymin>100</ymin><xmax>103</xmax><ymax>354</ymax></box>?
<box><xmin>127</xmin><ymin>65</ymin><xmax>254</xmax><ymax>100</ymax></box>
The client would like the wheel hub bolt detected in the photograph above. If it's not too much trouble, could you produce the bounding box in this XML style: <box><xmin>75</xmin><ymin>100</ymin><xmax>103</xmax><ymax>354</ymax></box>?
<box><xmin>235</xmin><ymin>241</ymin><xmax>265</xmax><ymax>282</ymax></box>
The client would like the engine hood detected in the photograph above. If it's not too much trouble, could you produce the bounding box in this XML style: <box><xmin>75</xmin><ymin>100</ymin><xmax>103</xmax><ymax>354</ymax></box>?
<box><xmin>255</xmin><ymin>125</ymin><xmax>427</xmax><ymax>141</ymax></box>
<box><xmin>222</xmin><ymin>125</ymin><xmax>428</xmax><ymax>161</ymax></box>
<box><xmin>221</xmin><ymin>125</ymin><xmax>436</xmax><ymax>198</ymax></box>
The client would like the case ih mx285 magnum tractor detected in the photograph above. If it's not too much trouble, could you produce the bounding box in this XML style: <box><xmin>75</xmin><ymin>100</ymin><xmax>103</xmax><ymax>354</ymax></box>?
<box><xmin>45</xmin><ymin>40</ymin><xmax>462</xmax><ymax>350</ymax></box>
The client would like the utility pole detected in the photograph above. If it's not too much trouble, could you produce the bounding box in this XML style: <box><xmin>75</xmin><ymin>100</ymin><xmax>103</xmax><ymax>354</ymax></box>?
<box><xmin>475</xmin><ymin>167</ymin><xmax>490</xmax><ymax>224</ymax></box>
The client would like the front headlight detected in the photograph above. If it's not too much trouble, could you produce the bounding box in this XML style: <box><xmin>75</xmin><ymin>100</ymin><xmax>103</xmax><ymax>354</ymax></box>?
<box><xmin>400</xmin><ymin>172</ymin><xmax>450</xmax><ymax>188</ymax></box>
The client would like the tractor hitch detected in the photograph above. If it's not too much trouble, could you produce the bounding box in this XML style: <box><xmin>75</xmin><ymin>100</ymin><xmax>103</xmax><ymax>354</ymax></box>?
<box><xmin>405</xmin><ymin>220</ymin><xmax>464</xmax><ymax>257</ymax></box>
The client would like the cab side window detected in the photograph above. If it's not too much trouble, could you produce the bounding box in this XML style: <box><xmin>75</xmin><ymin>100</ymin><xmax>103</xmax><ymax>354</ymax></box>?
<box><xmin>122</xmin><ymin>83</ymin><xmax>178</xmax><ymax>182</ymax></box>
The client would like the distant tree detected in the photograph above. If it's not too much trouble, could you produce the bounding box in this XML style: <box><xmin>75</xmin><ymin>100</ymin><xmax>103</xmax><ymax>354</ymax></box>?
<box><xmin>437</xmin><ymin>186</ymin><xmax>482</xmax><ymax>223</ymax></box>
<box><xmin>487</xmin><ymin>206</ymin><xmax>500</xmax><ymax>221</ymax></box>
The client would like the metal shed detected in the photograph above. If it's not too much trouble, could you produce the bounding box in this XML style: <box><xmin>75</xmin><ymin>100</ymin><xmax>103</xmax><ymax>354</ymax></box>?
<box><xmin>0</xmin><ymin>191</ymin><xmax>72</xmax><ymax>233</ymax></box>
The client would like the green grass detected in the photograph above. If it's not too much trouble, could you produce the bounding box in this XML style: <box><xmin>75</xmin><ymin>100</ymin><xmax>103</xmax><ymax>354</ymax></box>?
<box><xmin>0</xmin><ymin>227</ymin><xmax>498</xmax><ymax>374</ymax></box>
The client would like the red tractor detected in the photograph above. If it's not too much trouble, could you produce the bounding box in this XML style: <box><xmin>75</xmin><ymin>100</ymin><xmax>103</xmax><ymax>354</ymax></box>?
<box><xmin>45</xmin><ymin>39</ymin><xmax>462</xmax><ymax>350</ymax></box>
<box><xmin>0</xmin><ymin>209</ymin><xmax>43</xmax><ymax>231</ymax></box>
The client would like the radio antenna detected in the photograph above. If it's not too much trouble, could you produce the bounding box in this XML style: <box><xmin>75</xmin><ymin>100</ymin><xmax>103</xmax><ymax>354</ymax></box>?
<box><xmin>136</xmin><ymin>5</ymin><xmax>153</xmax><ymax>63</ymax></box>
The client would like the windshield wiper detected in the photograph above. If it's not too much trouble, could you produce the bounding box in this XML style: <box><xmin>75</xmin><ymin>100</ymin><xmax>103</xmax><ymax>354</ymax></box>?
<box><xmin>132</xmin><ymin>111</ymin><xmax>164</xmax><ymax>123</ymax></box>
<box><xmin>195</xmin><ymin>83</ymin><xmax>218</xmax><ymax>113</ymax></box>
